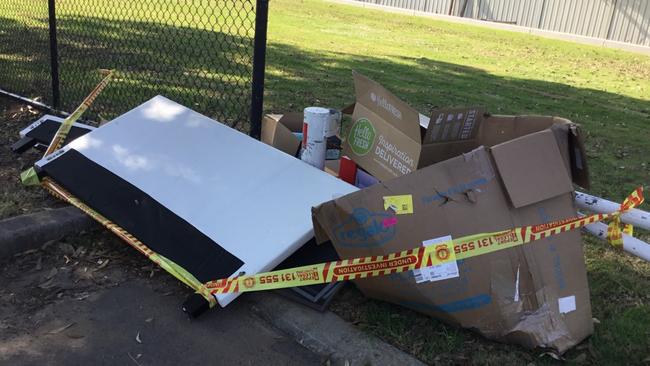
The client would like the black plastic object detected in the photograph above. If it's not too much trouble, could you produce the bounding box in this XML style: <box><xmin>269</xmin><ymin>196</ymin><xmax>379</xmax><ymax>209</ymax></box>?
<box><xmin>10</xmin><ymin>136</ymin><xmax>37</xmax><ymax>154</ymax></box>
<box><xmin>273</xmin><ymin>239</ymin><xmax>346</xmax><ymax>312</ymax></box>
<box><xmin>14</xmin><ymin>117</ymin><xmax>93</xmax><ymax>154</ymax></box>
<box><xmin>182</xmin><ymin>293</ymin><xmax>210</xmax><ymax>318</ymax></box>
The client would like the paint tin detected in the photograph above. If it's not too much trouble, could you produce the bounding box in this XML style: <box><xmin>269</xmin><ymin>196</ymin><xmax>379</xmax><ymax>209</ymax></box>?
<box><xmin>301</xmin><ymin>107</ymin><xmax>329</xmax><ymax>170</ymax></box>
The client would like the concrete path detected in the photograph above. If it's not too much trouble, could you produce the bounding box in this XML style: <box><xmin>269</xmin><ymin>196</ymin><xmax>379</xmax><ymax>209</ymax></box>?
<box><xmin>0</xmin><ymin>278</ymin><xmax>323</xmax><ymax>366</ymax></box>
<box><xmin>0</xmin><ymin>280</ymin><xmax>324</xmax><ymax>366</ymax></box>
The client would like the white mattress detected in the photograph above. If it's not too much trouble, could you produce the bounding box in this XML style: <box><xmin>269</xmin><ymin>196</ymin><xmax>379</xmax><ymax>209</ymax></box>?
<box><xmin>37</xmin><ymin>96</ymin><xmax>357</xmax><ymax>306</ymax></box>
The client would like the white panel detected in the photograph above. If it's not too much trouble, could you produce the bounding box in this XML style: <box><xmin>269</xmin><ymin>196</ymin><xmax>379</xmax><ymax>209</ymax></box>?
<box><xmin>37</xmin><ymin>96</ymin><xmax>357</xmax><ymax>306</ymax></box>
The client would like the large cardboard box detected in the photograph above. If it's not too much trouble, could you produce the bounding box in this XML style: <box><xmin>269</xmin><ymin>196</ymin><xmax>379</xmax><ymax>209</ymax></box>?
<box><xmin>343</xmin><ymin>72</ymin><xmax>590</xmax><ymax>189</ymax></box>
<box><xmin>313</xmin><ymin>114</ymin><xmax>592</xmax><ymax>352</ymax></box>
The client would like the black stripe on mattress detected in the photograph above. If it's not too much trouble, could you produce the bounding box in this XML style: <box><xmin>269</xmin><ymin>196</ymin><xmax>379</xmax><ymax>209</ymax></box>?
<box><xmin>39</xmin><ymin>149</ymin><xmax>244</xmax><ymax>283</ymax></box>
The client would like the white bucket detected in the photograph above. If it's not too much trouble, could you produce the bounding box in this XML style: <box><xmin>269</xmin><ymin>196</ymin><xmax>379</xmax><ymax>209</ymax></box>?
<box><xmin>301</xmin><ymin>107</ymin><xmax>330</xmax><ymax>170</ymax></box>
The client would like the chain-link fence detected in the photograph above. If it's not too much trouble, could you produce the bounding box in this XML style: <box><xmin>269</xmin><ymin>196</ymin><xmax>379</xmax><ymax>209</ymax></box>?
<box><xmin>0</xmin><ymin>0</ymin><xmax>265</xmax><ymax>132</ymax></box>
<box><xmin>0</xmin><ymin>1</ymin><xmax>52</xmax><ymax>103</ymax></box>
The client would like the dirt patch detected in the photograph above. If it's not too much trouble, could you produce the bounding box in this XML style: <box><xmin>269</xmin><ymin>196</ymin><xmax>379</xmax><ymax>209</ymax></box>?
<box><xmin>0</xmin><ymin>229</ymin><xmax>182</xmax><ymax>340</ymax></box>
<box><xmin>0</xmin><ymin>97</ymin><xmax>64</xmax><ymax>220</ymax></box>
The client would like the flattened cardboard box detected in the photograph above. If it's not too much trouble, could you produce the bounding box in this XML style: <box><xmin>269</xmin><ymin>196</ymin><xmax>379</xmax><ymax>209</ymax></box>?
<box><xmin>344</xmin><ymin>72</ymin><xmax>589</xmax><ymax>190</ymax></box>
<box><xmin>314</xmin><ymin>118</ymin><xmax>592</xmax><ymax>352</ymax></box>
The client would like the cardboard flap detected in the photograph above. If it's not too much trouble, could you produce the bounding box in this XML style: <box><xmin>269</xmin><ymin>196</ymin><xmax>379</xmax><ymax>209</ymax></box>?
<box><xmin>277</xmin><ymin>112</ymin><xmax>304</xmax><ymax>131</ymax></box>
<box><xmin>568</xmin><ymin>124</ymin><xmax>590</xmax><ymax>189</ymax></box>
<box><xmin>352</xmin><ymin>71</ymin><xmax>421</xmax><ymax>141</ymax></box>
<box><xmin>341</xmin><ymin>103</ymin><xmax>356</xmax><ymax>115</ymax></box>
<box><xmin>311</xmin><ymin>205</ymin><xmax>332</xmax><ymax>245</ymax></box>
<box><xmin>492</xmin><ymin>130</ymin><xmax>574</xmax><ymax>208</ymax></box>
<box><xmin>261</xmin><ymin>113</ymin><xmax>302</xmax><ymax>156</ymax></box>
<box><xmin>424</xmin><ymin>107</ymin><xmax>485</xmax><ymax>144</ymax></box>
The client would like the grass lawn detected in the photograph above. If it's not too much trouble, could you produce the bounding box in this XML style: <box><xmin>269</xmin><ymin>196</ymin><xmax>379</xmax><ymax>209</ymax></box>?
<box><xmin>263</xmin><ymin>1</ymin><xmax>650</xmax><ymax>364</ymax></box>
<box><xmin>1</xmin><ymin>0</ymin><xmax>650</xmax><ymax>364</ymax></box>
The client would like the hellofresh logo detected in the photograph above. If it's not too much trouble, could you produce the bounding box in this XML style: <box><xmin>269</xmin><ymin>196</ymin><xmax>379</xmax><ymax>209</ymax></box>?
<box><xmin>348</xmin><ymin>118</ymin><xmax>376</xmax><ymax>156</ymax></box>
<box><xmin>333</xmin><ymin>208</ymin><xmax>396</xmax><ymax>248</ymax></box>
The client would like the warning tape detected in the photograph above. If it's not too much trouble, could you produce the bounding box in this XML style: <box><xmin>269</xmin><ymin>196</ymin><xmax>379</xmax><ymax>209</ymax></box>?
<box><xmin>41</xmin><ymin>177</ymin><xmax>217</xmax><ymax>307</ymax></box>
<box><xmin>40</xmin><ymin>174</ymin><xmax>643</xmax><ymax>304</ymax></box>
<box><xmin>43</xmin><ymin>70</ymin><xmax>114</xmax><ymax>157</ymax></box>
<box><xmin>201</xmin><ymin>187</ymin><xmax>644</xmax><ymax>295</ymax></box>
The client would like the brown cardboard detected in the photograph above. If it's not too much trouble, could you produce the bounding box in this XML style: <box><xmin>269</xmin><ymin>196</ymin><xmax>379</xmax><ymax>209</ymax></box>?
<box><xmin>343</xmin><ymin>73</ymin><xmax>590</xmax><ymax>190</ymax></box>
<box><xmin>313</xmin><ymin>119</ymin><xmax>593</xmax><ymax>353</ymax></box>
<box><xmin>492</xmin><ymin>130</ymin><xmax>574</xmax><ymax>208</ymax></box>
<box><xmin>262</xmin><ymin>113</ymin><xmax>344</xmax><ymax>179</ymax></box>
<box><xmin>261</xmin><ymin>113</ymin><xmax>303</xmax><ymax>156</ymax></box>
<box><xmin>343</xmin><ymin>72</ymin><xmax>486</xmax><ymax>181</ymax></box>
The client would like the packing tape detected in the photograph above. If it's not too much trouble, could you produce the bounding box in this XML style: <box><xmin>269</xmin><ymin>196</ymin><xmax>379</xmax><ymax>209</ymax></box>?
<box><xmin>202</xmin><ymin>187</ymin><xmax>644</xmax><ymax>295</ymax></box>
<box><xmin>43</xmin><ymin>70</ymin><xmax>114</xmax><ymax>156</ymax></box>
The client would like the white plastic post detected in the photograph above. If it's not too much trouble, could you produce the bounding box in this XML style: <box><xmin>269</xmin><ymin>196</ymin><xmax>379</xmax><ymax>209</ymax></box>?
<box><xmin>581</xmin><ymin>214</ymin><xmax>650</xmax><ymax>262</ymax></box>
<box><xmin>575</xmin><ymin>191</ymin><xmax>650</xmax><ymax>231</ymax></box>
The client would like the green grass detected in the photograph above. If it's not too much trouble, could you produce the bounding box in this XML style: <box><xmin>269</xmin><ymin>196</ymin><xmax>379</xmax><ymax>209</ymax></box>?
<box><xmin>1</xmin><ymin>0</ymin><xmax>650</xmax><ymax>364</ymax></box>
<box><xmin>263</xmin><ymin>1</ymin><xmax>650</xmax><ymax>364</ymax></box>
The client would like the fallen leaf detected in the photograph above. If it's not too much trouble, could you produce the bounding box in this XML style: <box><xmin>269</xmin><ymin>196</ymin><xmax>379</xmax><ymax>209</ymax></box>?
<box><xmin>47</xmin><ymin>322</ymin><xmax>75</xmax><ymax>334</ymax></box>
<box><xmin>128</xmin><ymin>352</ymin><xmax>143</xmax><ymax>366</ymax></box>
<box><xmin>592</xmin><ymin>317</ymin><xmax>601</xmax><ymax>324</ymax></box>
<box><xmin>145</xmin><ymin>317</ymin><xmax>154</xmax><ymax>323</ymax></box>
<box><xmin>45</xmin><ymin>267</ymin><xmax>58</xmax><ymax>280</ymax></box>
<box><xmin>539</xmin><ymin>352</ymin><xmax>564</xmax><ymax>361</ymax></box>
<box><xmin>38</xmin><ymin>278</ymin><xmax>55</xmax><ymax>289</ymax></box>
<box><xmin>96</xmin><ymin>259</ymin><xmax>110</xmax><ymax>270</ymax></box>
<box><xmin>14</xmin><ymin>249</ymin><xmax>38</xmax><ymax>257</ymax></box>
<box><xmin>135</xmin><ymin>331</ymin><xmax>142</xmax><ymax>344</ymax></box>
<box><xmin>66</xmin><ymin>333</ymin><xmax>85</xmax><ymax>339</ymax></box>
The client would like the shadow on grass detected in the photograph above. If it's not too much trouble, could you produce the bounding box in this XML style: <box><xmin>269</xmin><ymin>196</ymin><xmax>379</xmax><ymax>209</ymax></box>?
<box><xmin>0</xmin><ymin>14</ymin><xmax>52</xmax><ymax>101</ymax></box>
<box><xmin>264</xmin><ymin>42</ymin><xmax>650</xmax><ymax>198</ymax></box>
<box><xmin>0</xmin><ymin>14</ymin><xmax>255</xmax><ymax>129</ymax></box>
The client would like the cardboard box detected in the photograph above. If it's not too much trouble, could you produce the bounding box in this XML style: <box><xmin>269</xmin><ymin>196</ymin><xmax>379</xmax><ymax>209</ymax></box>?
<box><xmin>261</xmin><ymin>113</ymin><xmax>303</xmax><ymax>157</ymax></box>
<box><xmin>313</xmin><ymin>116</ymin><xmax>592</xmax><ymax>353</ymax></box>
<box><xmin>343</xmin><ymin>72</ymin><xmax>590</xmax><ymax>189</ymax></box>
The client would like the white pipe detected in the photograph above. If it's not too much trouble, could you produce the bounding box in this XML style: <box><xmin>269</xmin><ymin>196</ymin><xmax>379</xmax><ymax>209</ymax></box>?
<box><xmin>581</xmin><ymin>215</ymin><xmax>650</xmax><ymax>262</ymax></box>
<box><xmin>575</xmin><ymin>191</ymin><xmax>650</xmax><ymax>231</ymax></box>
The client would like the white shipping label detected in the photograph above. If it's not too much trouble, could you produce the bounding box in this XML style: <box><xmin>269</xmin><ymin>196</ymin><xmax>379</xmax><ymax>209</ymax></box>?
<box><xmin>558</xmin><ymin>295</ymin><xmax>576</xmax><ymax>314</ymax></box>
<box><xmin>413</xmin><ymin>235</ymin><xmax>459</xmax><ymax>283</ymax></box>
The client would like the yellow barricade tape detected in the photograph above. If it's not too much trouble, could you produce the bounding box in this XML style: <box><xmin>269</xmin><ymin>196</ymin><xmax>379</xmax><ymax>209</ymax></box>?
<box><xmin>22</xmin><ymin>70</ymin><xmax>114</xmax><ymax>186</ymax></box>
<box><xmin>43</xmin><ymin>70</ymin><xmax>114</xmax><ymax>156</ymax></box>
<box><xmin>202</xmin><ymin>187</ymin><xmax>644</xmax><ymax>296</ymax></box>
<box><xmin>41</xmin><ymin>177</ymin><xmax>217</xmax><ymax>307</ymax></box>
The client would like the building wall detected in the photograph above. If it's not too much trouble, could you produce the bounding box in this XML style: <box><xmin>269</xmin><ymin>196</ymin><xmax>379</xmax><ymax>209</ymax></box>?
<box><xmin>354</xmin><ymin>0</ymin><xmax>650</xmax><ymax>47</ymax></box>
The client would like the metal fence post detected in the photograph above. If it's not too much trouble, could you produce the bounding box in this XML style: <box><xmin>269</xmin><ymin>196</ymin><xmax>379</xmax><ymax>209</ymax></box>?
<box><xmin>605</xmin><ymin>0</ymin><xmax>619</xmax><ymax>40</ymax></box>
<box><xmin>47</xmin><ymin>0</ymin><xmax>61</xmax><ymax>109</ymax></box>
<box><xmin>249</xmin><ymin>0</ymin><xmax>269</xmax><ymax>139</ymax></box>
<box><xmin>537</xmin><ymin>0</ymin><xmax>547</xmax><ymax>29</ymax></box>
